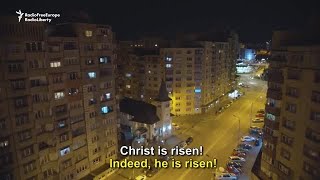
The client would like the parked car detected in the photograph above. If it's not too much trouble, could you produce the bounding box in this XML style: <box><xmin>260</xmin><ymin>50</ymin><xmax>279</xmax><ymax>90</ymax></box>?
<box><xmin>257</xmin><ymin>109</ymin><xmax>265</xmax><ymax>114</ymax></box>
<box><xmin>229</xmin><ymin>156</ymin><xmax>246</xmax><ymax>163</ymax></box>
<box><xmin>186</xmin><ymin>137</ymin><xmax>193</xmax><ymax>145</ymax></box>
<box><xmin>255</xmin><ymin>113</ymin><xmax>265</xmax><ymax>118</ymax></box>
<box><xmin>250</xmin><ymin>126</ymin><xmax>261</xmax><ymax>130</ymax></box>
<box><xmin>241</xmin><ymin>136</ymin><xmax>256</xmax><ymax>142</ymax></box>
<box><xmin>227</xmin><ymin>161</ymin><xmax>242</xmax><ymax>169</ymax></box>
<box><xmin>249</xmin><ymin>126</ymin><xmax>263</xmax><ymax>136</ymax></box>
<box><xmin>238</xmin><ymin>143</ymin><xmax>253</xmax><ymax>150</ymax></box>
<box><xmin>252</xmin><ymin>118</ymin><xmax>264</xmax><ymax>123</ymax></box>
<box><xmin>178</xmin><ymin>141</ymin><xmax>187</xmax><ymax>148</ymax></box>
<box><xmin>255</xmin><ymin>139</ymin><xmax>261</xmax><ymax>146</ymax></box>
<box><xmin>172</xmin><ymin>123</ymin><xmax>180</xmax><ymax>130</ymax></box>
<box><xmin>135</xmin><ymin>174</ymin><xmax>147</xmax><ymax>180</ymax></box>
<box><xmin>215</xmin><ymin>173</ymin><xmax>238</xmax><ymax>180</ymax></box>
<box><xmin>232</xmin><ymin>151</ymin><xmax>246</xmax><ymax>158</ymax></box>
<box><xmin>233</xmin><ymin>148</ymin><xmax>249</xmax><ymax>153</ymax></box>
<box><xmin>226</xmin><ymin>165</ymin><xmax>241</xmax><ymax>176</ymax></box>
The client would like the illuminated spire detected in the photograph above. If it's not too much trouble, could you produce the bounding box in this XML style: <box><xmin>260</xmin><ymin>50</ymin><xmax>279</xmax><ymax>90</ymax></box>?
<box><xmin>155</xmin><ymin>79</ymin><xmax>171</xmax><ymax>102</ymax></box>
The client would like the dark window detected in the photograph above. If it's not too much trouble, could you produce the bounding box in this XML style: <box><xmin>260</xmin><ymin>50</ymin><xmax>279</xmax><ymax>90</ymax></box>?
<box><xmin>281</xmin><ymin>134</ymin><xmax>294</xmax><ymax>146</ymax></box>
<box><xmin>311</xmin><ymin>91</ymin><xmax>320</xmax><ymax>103</ymax></box>
<box><xmin>286</xmin><ymin>103</ymin><xmax>296</xmax><ymax>113</ymax></box>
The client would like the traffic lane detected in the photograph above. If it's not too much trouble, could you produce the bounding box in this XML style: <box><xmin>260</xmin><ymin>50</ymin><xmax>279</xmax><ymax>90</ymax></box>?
<box><xmin>175</xmin><ymin>85</ymin><xmax>266</xmax><ymax>179</ymax></box>
<box><xmin>176</xmin><ymin>96</ymin><xmax>254</xmax><ymax>179</ymax></box>
<box><xmin>111</xmin><ymin>78</ymin><xmax>267</xmax><ymax>180</ymax></box>
<box><xmin>153</xmin><ymin>101</ymin><xmax>251</xmax><ymax>179</ymax></box>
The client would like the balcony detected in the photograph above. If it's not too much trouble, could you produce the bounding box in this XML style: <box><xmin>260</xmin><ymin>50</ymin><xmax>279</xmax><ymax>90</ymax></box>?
<box><xmin>269</xmin><ymin>161</ymin><xmax>293</xmax><ymax>180</ymax></box>
<box><xmin>265</xmin><ymin>105</ymin><xmax>281</xmax><ymax>116</ymax></box>
<box><xmin>305</xmin><ymin>132</ymin><xmax>320</xmax><ymax>144</ymax></box>
<box><xmin>48</xmin><ymin>50</ymin><xmax>62</xmax><ymax>58</ymax></box>
<box><xmin>72</xmin><ymin>128</ymin><xmax>86</xmax><ymax>138</ymax></box>
<box><xmin>268</xmin><ymin>57</ymin><xmax>286</xmax><ymax>68</ymax></box>
<box><xmin>7</xmin><ymin>70</ymin><xmax>27</xmax><ymax>79</ymax></box>
<box><xmin>262</xmin><ymin>146</ymin><xmax>277</xmax><ymax>158</ymax></box>
<box><xmin>29</xmin><ymin>67</ymin><xmax>48</xmax><ymax>76</ymax></box>
<box><xmin>265</xmin><ymin>118</ymin><xmax>280</xmax><ymax>130</ymax></box>
<box><xmin>267</xmin><ymin>89</ymin><xmax>282</xmax><ymax>100</ymax></box>
<box><xmin>267</xmin><ymin>72</ymin><xmax>284</xmax><ymax>84</ymax></box>
<box><xmin>8</xmin><ymin>88</ymin><xmax>28</xmax><ymax>98</ymax></box>
<box><xmin>263</xmin><ymin>133</ymin><xmax>278</xmax><ymax>144</ymax></box>
<box><xmin>55</xmin><ymin>110</ymin><xmax>68</xmax><ymax>118</ymax></box>
<box><xmin>30</xmin><ymin>84</ymin><xmax>49</xmax><ymax>92</ymax></box>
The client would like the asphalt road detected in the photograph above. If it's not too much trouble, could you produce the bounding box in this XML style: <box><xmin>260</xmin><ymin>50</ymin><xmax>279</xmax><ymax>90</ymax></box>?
<box><xmin>109</xmin><ymin>72</ymin><xmax>267</xmax><ymax>180</ymax></box>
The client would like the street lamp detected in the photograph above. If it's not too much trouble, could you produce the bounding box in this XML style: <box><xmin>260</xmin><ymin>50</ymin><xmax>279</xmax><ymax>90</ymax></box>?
<box><xmin>233</xmin><ymin>115</ymin><xmax>241</xmax><ymax>142</ymax></box>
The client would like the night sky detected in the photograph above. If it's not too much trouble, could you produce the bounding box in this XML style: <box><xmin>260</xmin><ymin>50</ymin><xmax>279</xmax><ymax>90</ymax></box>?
<box><xmin>2</xmin><ymin>0</ymin><xmax>318</xmax><ymax>42</ymax></box>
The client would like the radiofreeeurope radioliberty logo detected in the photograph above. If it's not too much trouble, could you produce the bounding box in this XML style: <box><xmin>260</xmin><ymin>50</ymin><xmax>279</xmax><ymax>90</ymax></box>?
<box><xmin>15</xmin><ymin>9</ymin><xmax>60</xmax><ymax>23</ymax></box>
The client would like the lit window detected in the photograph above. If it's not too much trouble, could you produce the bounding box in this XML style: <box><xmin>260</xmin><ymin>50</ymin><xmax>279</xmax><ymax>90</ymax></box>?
<box><xmin>60</xmin><ymin>147</ymin><xmax>70</xmax><ymax>156</ymax></box>
<box><xmin>86</xmin><ymin>59</ymin><xmax>94</xmax><ymax>65</ymax></box>
<box><xmin>88</xmin><ymin>72</ymin><xmax>96</xmax><ymax>79</ymax></box>
<box><xmin>105</xmin><ymin>93</ymin><xmax>111</xmax><ymax>99</ymax></box>
<box><xmin>166</xmin><ymin>64</ymin><xmax>172</xmax><ymax>68</ymax></box>
<box><xmin>89</xmin><ymin>98</ymin><xmax>97</xmax><ymax>105</ymax></box>
<box><xmin>266</xmin><ymin>113</ymin><xmax>276</xmax><ymax>121</ymax></box>
<box><xmin>50</xmin><ymin>61</ymin><xmax>61</xmax><ymax>68</ymax></box>
<box><xmin>68</xmin><ymin>88</ymin><xmax>79</xmax><ymax>95</ymax></box>
<box><xmin>126</xmin><ymin>85</ymin><xmax>131</xmax><ymax>89</ymax></box>
<box><xmin>125</xmin><ymin>73</ymin><xmax>132</xmax><ymax>77</ymax></box>
<box><xmin>100</xmin><ymin>93</ymin><xmax>111</xmax><ymax>102</ymax></box>
<box><xmin>99</xmin><ymin>56</ymin><xmax>111</xmax><ymax>64</ymax></box>
<box><xmin>195</xmin><ymin>88</ymin><xmax>201</xmax><ymax>93</ymax></box>
<box><xmin>0</xmin><ymin>140</ymin><xmax>9</xmax><ymax>147</ymax></box>
<box><xmin>166</xmin><ymin>57</ymin><xmax>172</xmax><ymax>61</ymax></box>
<box><xmin>101</xmin><ymin>106</ymin><xmax>112</xmax><ymax>114</ymax></box>
<box><xmin>85</xmin><ymin>30</ymin><xmax>92</xmax><ymax>37</ymax></box>
<box><xmin>54</xmin><ymin>91</ymin><xmax>65</xmax><ymax>100</ymax></box>
<box><xmin>58</xmin><ymin>120</ymin><xmax>66</xmax><ymax>128</ymax></box>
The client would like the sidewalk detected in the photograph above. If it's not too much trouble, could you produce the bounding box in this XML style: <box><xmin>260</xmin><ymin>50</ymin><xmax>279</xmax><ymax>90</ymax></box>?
<box><xmin>164</xmin><ymin>135</ymin><xmax>183</xmax><ymax>150</ymax></box>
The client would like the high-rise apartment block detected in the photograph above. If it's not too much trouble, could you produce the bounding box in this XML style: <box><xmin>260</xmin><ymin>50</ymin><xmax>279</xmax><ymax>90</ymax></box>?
<box><xmin>116</xmin><ymin>47</ymin><xmax>165</xmax><ymax>103</ymax></box>
<box><xmin>0</xmin><ymin>17</ymin><xmax>118</xmax><ymax>180</ymax></box>
<box><xmin>253</xmin><ymin>27</ymin><xmax>320</xmax><ymax>180</ymax></box>
<box><xmin>117</xmin><ymin>32</ymin><xmax>239</xmax><ymax>116</ymax></box>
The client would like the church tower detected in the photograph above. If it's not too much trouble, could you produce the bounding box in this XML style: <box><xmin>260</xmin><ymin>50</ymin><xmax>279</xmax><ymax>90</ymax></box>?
<box><xmin>153</xmin><ymin>80</ymin><xmax>172</xmax><ymax>139</ymax></box>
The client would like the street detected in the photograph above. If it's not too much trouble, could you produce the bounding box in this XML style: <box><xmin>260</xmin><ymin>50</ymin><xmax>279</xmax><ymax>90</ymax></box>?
<box><xmin>109</xmin><ymin>72</ymin><xmax>267</xmax><ymax>180</ymax></box>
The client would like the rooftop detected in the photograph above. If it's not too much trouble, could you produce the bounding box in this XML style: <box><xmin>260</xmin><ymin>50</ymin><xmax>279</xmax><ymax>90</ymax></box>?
<box><xmin>119</xmin><ymin>97</ymin><xmax>160</xmax><ymax>124</ymax></box>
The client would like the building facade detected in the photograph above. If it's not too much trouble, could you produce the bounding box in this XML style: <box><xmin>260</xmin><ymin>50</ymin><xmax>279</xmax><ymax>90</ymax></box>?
<box><xmin>0</xmin><ymin>17</ymin><xmax>118</xmax><ymax>180</ymax></box>
<box><xmin>257</xmin><ymin>29</ymin><xmax>320</xmax><ymax>179</ymax></box>
<box><xmin>116</xmin><ymin>32</ymin><xmax>239</xmax><ymax>116</ymax></box>
<box><xmin>161</xmin><ymin>41</ymin><xmax>237</xmax><ymax>115</ymax></box>
<box><xmin>116</xmin><ymin>43</ymin><xmax>165</xmax><ymax>103</ymax></box>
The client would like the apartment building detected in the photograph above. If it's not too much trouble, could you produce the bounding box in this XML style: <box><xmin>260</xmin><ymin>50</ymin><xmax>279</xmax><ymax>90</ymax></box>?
<box><xmin>116</xmin><ymin>44</ymin><xmax>165</xmax><ymax>103</ymax></box>
<box><xmin>0</xmin><ymin>17</ymin><xmax>118</xmax><ymax>180</ymax></box>
<box><xmin>161</xmin><ymin>40</ymin><xmax>237</xmax><ymax>115</ymax></box>
<box><xmin>255</xmin><ymin>29</ymin><xmax>320</xmax><ymax>179</ymax></box>
<box><xmin>116</xmin><ymin>32</ymin><xmax>239</xmax><ymax>116</ymax></box>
